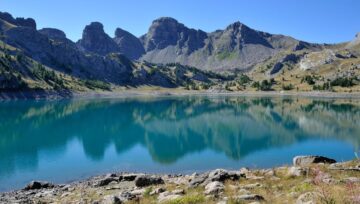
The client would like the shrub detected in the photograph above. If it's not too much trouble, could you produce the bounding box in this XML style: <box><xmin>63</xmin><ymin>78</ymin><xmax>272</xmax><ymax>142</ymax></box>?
<box><xmin>302</xmin><ymin>75</ymin><xmax>316</xmax><ymax>85</ymax></box>
<box><xmin>282</xmin><ymin>84</ymin><xmax>294</xmax><ymax>90</ymax></box>
<box><xmin>251</xmin><ymin>80</ymin><xmax>272</xmax><ymax>91</ymax></box>
<box><xmin>237</xmin><ymin>74</ymin><xmax>251</xmax><ymax>85</ymax></box>
<box><xmin>330</xmin><ymin>77</ymin><xmax>354</xmax><ymax>87</ymax></box>
<box><xmin>83</xmin><ymin>79</ymin><xmax>111</xmax><ymax>90</ymax></box>
<box><xmin>313</xmin><ymin>82</ymin><xmax>332</xmax><ymax>91</ymax></box>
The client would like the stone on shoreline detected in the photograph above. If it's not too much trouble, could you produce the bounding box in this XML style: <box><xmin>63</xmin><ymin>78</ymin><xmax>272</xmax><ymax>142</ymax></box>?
<box><xmin>188</xmin><ymin>174</ymin><xmax>208</xmax><ymax>188</ymax></box>
<box><xmin>121</xmin><ymin>174</ymin><xmax>139</xmax><ymax>181</ymax></box>
<box><xmin>293</xmin><ymin>156</ymin><xmax>336</xmax><ymax>166</ymax></box>
<box><xmin>96</xmin><ymin>174</ymin><xmax>119</xmax><ymax>187</ymax></box>
<box><xmin>134</xmin><ymin>175</ymin><xmax>164</xmax><ymax>187</ymax></box>
<box><xmin>24</xmin><ymin>181</ymin><xmax>55</xmax><ymax>190</ymax></box>
<box><xmin>204</xmin><ymin>181</ymin><xmax>225</xmax><ymax>195</ymax></box>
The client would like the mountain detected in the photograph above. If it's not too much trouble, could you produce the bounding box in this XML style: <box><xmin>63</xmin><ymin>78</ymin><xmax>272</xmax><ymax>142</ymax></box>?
<box><xmin>0</xmin><ymin>12</ymin><xmax>36</xmax><ymax>29</ymax></box>
<box><xmin>139</xmin><ymin>17</ymin><xmax>316</xmax><ymax>71</ymax></box>
<box><xmin>114</xmin><ymin>28</ymin><xmax>145</xmax><ymax>60</ymax></box>
<box><xmin>76</xmin><ymin>22</ymin><xmax>120</xmax><ymax>55</ymax></box>
<box><xmin>1</xmin><ymin>11</ymin><xmax>360</xmax><ymax>97</ymax></box>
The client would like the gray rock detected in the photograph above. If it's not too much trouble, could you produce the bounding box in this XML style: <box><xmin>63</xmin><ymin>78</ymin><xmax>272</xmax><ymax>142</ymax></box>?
<box><xmin>130</xmin><ymin>188</ymin><xmax>146</xmax><ymax>196</ymax></box>
<box><xmin>171</xmin><ymin>189</ymin><xmax>185</xmax><ymax>195</ymax></box>
<box><xmin>287</xmin><ymin>167</ymin><xmax>307</xmax><ymax>177</ymax></box>
<box><xmin>96</xmin><ymin>174</ymin><xmax>118</xmax><ymax>187</ymax></box>
<box><xmin>341</xmin><ymin>177</ymin><xmax>360</xmax><ymax>183</ymax></box>
<box><xmin>158</xmin><ymin>191</ymin><xmax>182</xmax><ymax>203</ymax></box>
<box><xmin>206</xmin><ymin>169</ymin><xmax>244</xmax><ymax>183</ymax></box>
<box><xmin>240</xmin><ymin>183</ymin><xmax>262</xmax><ymax>189</ymax></box>
<box><xmin>188</xmin><ymin>174</ymin><xmax>208</xmax><ymax>188</ymax></box>
<box><xmin>134</xmin><ymin>175</ymin><xmax>164</xmax><ymax>187</ymax></box>
<box><xmin>24</xmin><ymin>181</ymin><xmax>55</xmax><ymax>190</ymax></box>
<box><xmin>233</xmin><ymin>194</ymin><xmax>265</xmax><ymax>201</ymax></box>
<box><xmin>149</xmin><ymin>187</ymin><xmax>166</xmax><ymax>196</ymax></box>
<box><xmin>293</xmin><ymin>156</ymin><xmax>336</xmax><ymax>166</ymax></box>
<box><xmin>102</xmin><ymin>195</ymin><xmax>122</xmax><ymax>204</ymax></box>
<box><xmin>204</xmin><ymin>181</ymin><xmax>224</xmax><ymax>195</ymax></box>
<box><xmin>296</xmin><ymin>192</ymin><xmax>318</xmax><ymax>204</ymax></box>
<box><xmin>121</xmin><ymin>174</ymin><xmax>138</xmax><ymax>181</ymax></box>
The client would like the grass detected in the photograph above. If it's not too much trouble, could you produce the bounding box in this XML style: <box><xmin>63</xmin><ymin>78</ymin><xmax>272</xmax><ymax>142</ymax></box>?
<box><xmin>164</xmin><ymin>194</ymin><xmax>206</xmax><ymax>204</ymax></box>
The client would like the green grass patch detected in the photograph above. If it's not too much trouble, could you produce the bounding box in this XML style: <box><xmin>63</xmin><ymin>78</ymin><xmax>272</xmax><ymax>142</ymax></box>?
<box><xmin>164</xmin><ymin>194</ymin><xmax>205</xmax><ymax>204</ymax></box>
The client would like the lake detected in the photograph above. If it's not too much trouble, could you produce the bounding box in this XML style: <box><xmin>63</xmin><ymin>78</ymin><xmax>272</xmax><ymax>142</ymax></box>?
<box><xmin>0</xmin><ymin>96</ymin><xmax>359</xmax><ymax>191</ymax></box>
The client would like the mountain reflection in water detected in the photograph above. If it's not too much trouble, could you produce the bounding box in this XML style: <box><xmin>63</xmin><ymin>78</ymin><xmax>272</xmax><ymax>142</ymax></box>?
<box><xmin>0</xmin><ymin>96</ymin><xmax>359</xmax><ymax>191</ymax></box>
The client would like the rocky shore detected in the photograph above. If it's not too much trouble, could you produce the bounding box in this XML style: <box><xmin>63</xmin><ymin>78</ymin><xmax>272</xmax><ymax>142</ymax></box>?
<box><xmin>1</xmin><ymin>156</ymin><xmax>359</xmax><ymax>204</ymax></box>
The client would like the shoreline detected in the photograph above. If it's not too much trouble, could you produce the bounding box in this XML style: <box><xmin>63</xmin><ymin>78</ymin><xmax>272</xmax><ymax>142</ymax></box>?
<box><xmin>1</xmin><ymin>156</ymin><xmax>359</xmax><ymax>203</ymax></box>
<box><xmin>2</xmin><ymin>89</ymin><xmax>360</xmax><ymax>100</ymax></box>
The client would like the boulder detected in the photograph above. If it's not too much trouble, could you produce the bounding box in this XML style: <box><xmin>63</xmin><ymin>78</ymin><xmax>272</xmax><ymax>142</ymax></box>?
<box><xmin>149</xmin><ymin>187</ymin><xmax>166</xmax><ymax>196</ymax></box>
<box><xmin>240</xmin><ymin>183</ymin><xmax>262</xmax><ymax>189</ymax></box>
<box><xmin>102</xmin><ymin>195</ymin><xmax>122</xmax><ymax>204</ymax></box>
<box><xmin>96</xmin><ymin>174</ymin><xmax>118</xmax><ymax>186</ymax></box>
<box><xmin>204</xmin><ymin>181</ymin><xmax>225</xmax><ymax>195</ymax></box>
<box><xmin>296</xmin><ymin>192</ymin><xmax>318</xmax><ymax>204</ymax></box>
<box><xmin>171</xmin><ymin>189</ymin><xmax>185</xmax><ymax>195</ymax></box>
<box><xmin>206</xmin><ymin>169</ymin><xmax>244</xmax><ymax>183</ymax></box>
<box><xmin>293</xmin><ymin>156</ymin><xmax>336</xmax><ymax>166</ymax></box>
<box><xmin>24</xmin><ymin>181</ymin><xmax>54</xmax><ymax>190</ymax></box>
<box><xmin>121</xmin><ymin>174</ymin><xmax>139</xmax><ymax>181</ymax></box>
<box><xmin>287</xmin><ymin>167</ymin><xmax>307</xmax><ymax>177</ymax></box>
<box><xmin>188</xmin><ymin>174</ymin><xmax>208</xmax><ymax>187</ymax></box>
<box><xmin>134</xmin><ymin>175</ymin><xmax>164</xmax><ymax>187</ymax></box>
<box><xmin>341</xmin><ymin>177</ymin><xmax>360</xmax><ymax>183</ymax></box>
<box><xmin>130</xmin><ymin>188</ymin><xmax>146</xmax><ymax>196</ymax></box>
<box><xmin>158</xmin><ymin>191</ymin><xmax>182</xmax><ymax>203</ymax></box>
<box><xmin>233</xmin><ymin>194</ymin><xmax>265</xmax><ymax>201</ymax></box>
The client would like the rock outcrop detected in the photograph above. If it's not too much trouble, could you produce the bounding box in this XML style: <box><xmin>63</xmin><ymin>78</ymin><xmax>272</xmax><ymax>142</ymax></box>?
<box><xmin>0</xmin><ymin>11</ymin><xmax>36</xmax><ymax>29</ymax></box>
<box><xmin>114</xmin><ymin>28</ymin><xmax>145</xmax><ymax>60</ymax></box>
<box><xmin>77</xmin><ymin>22</ymin><xmax>119</xmax><ymax>55</ymax></box>
<box><xmin>39</xmin><ymin>28</ymin><xmax>67</xmax><ymax>40</ymax></box>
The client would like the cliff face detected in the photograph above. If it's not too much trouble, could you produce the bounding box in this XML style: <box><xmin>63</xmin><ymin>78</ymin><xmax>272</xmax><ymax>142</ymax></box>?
<box><xmin>114</xmin><ymin>28</ymin><xmax>145</xmax><ymax>60</ymax></box>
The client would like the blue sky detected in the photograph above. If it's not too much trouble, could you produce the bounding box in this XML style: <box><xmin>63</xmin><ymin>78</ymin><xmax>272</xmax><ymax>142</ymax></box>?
<box><xmin>1</xmin><ymin>0</ymin><xmax>359</xmax><ymax>43</ymax></box>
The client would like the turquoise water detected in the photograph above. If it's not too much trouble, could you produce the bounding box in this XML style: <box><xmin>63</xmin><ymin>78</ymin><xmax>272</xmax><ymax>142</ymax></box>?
<box><xmin>0</xmin><ymin>96</ymin><xmax>359</xmax><ymax>191</ymax></box>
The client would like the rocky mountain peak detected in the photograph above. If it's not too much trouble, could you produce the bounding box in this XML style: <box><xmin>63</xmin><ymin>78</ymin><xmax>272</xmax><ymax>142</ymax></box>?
<box><xmin>77</xmin><ymin>22</ymin><xmax>119</xmax><ymax>55</ymax></box>
<box><xmin>113</xmin><ymin>28</ymin><xmax>145</xmax><ymax>60</ymax></box>
<box><xmin>141</xmin><ymin>17</ymin><xmax>207</xmax><ymax>53</ymax></box>
<box><xmin>0</xmin><ymin>11</ymin><xmax>36</xmax><ymax>29</ymax></box>
<box><xmin>221</xmin><ymin>21</ymin><xmax>272</xmax><ymax>48</ymax></box>
<box><xmin>39</xmin><ymin>28</ymin><xmax>67</xmax><ymax>40</ymax></box>
<box><xmin>225</xmin><ymin>21</ymin><xmax>245</xmax><ymax>30</ymax></box>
